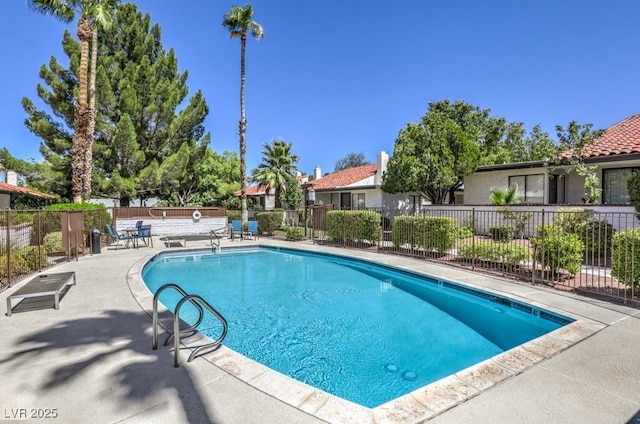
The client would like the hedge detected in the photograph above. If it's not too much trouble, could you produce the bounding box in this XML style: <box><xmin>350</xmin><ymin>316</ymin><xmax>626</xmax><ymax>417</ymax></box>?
<box><xmin>531</xmin><ymin>224</ymin><xmax>584</xmax><ymax>275</ymax></box>
<box><xmin>326</xmin><ymin>210</ymin><xmax>382</xmax><ymax>243</ymax></box>
<box><xmin>391</xmin><ymin>216</ymin><xmax>458</xmax><ymax>253</ymax></box>
<box><xmin>256</xmin><ymin>211</ymin><xmax>284</xmax><ymax>235</ymax></box>
<box><xmin>458</xmin><ymin>241</ymin><xmax>531</xmax><ymax>266</ymax></box>
<box><xmin>611</xmin><ymin>229</ymin><xmax>640</xmax><ymax>290</ymax></box>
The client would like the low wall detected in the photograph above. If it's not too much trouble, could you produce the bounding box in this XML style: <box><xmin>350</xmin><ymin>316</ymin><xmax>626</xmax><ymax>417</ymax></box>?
<box><xmin>0</xmin><ymin>223</ymin><xmax>33</xmax><ymax>248</ymax></box>
<box><xmin>115</xmin><ymin>217</ymin><xmax>227</xmax><ymax>236</ymax></box>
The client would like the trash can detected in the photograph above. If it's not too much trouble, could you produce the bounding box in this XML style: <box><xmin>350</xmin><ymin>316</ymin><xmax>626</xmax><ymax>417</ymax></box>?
<box><xmin>91</xmin><ymin>229</ymin><xmax>101</xmax><ymax>254</ymax></box>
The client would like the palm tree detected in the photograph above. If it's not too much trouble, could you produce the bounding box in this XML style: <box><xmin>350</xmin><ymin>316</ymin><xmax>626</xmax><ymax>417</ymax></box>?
<box><xmin>222</xmin><ymin>4</ymin><xmax>263</xmax><ymax>222</ymax></box>
<box><xmin>251</xmin><ymin>140</ymin><xmax>299</xmax><ymax>209</ymax></box>
<box><xmin>490</xmin><ymin>185</ymin><xmax>521</xmax><ymax>205</ymax></box>
<box><xmin>28</xmin><ymin>0</ymin><xmax>116</xmax><ymax>203</ymax></box>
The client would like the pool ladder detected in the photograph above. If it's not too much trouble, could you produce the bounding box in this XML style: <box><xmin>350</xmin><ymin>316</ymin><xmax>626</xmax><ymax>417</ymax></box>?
<box><xmin>152</xmin><ymin>283</ymin><xmax>228</xmax><ymax>367</ymax></box>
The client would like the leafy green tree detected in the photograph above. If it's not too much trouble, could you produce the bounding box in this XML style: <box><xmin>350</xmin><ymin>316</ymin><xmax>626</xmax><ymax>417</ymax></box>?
<box><xmin>383</xmin><ymin>100</ymin><xmax>485</xmax><ymax>204</ymax></box>
<box><xmin>194</xmin><ymin>150</ymin><xmax>241</xmax><ymax>207</ymax></box>
<box><xmin>556</xmin><ymin>121</ymin><xmax>605</xmax><ymax>204</ymax></box>
<box><xmin>250</xmin><ymin>139</ymin><xmax>299</xmax><ymax>209</ymax></box>
<box><xmin>23</xmin><ymin>3</ymin><xmax>210</xmax><ymax>206</ymax></box>
<box><xmin>222</xmin><ymin>4</ymin><xmax>263</xmax><ymax>222</ymax></box>
<box><xmin>334</xmin><ymin>152</ymin><xmax>368</xmax><ymax>171</ymax></box>
<box><xmin>28</xmin><ymin>0</ymin><xmax>116</xmax><ymax>203</ymax></box>
<box><xmin>281</xmin><ymin>174</ymin><xmax>304</xmax><ymax>210</ymax></box>
<box><xmin>494</xmin><ymin>123</ymin><xmax>558</xmax><ymax>164</ymax></box>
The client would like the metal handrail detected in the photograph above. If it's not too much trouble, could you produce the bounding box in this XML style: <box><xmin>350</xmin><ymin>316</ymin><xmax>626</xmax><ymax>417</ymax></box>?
<box><xmin>152</xmin><ymin>283</ymin><xmax>204</xmax><ymax>350</ymax></box>
<box><xmin>209</xmin><ymin>226</ymin><xmax>227</xmax><ymax>252</ymax></box>
<box><xmin>151</xmin><ymin>283</ymin><xmax>228</xmax><ymax>367</ymax></box>
<box><xmin>173</xmin><ymin>294</ymin><xmax>228</xmax><ymax>367</ymax></box>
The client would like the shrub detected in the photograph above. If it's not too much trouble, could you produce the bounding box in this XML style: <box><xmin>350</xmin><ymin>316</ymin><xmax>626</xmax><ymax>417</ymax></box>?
<box><xmin>458</xmin><ymin>241</ymin><xmax>531</xmax><ymax>266</ymax></box>
<box><xmin>256</xmin><ymin>211</ymin><xmax>284</xmax><ymax>235</ymax></box>
<box><xmin>391</xmin><ymin>216</ymin><xmax>423</xmax><ymax>248</ymax></box>
<box><xmin>553</xmin><ymin>208</ymin><xmax>614</xmax><ymax>256</ymax></box>
<box><xmin>285</xmin><ymin>226</ymin><xmax>304</xmax><ymax>241</ymax></box>
<box><xmin>16</xmin><ymin>246</ymin><xmax>49</xmax><ymax>271</ymax></box>
<box><xmin>611</xmin><ymin>229</ymin><xmax>640</xmax><ymax>290</ymax></box>
<box><xmin>531</xmin><ymin>224</ymin><xmax>584</xmax><ymax>275</ymax></box>
<box><xmin>0</xmin><ymin>255</ymin><xmax>29</xmax><ymax>278</ymax></box>
<box><xmin>0</xmin><ymin>211</ymin><xmax>35</xmax><ymax>226</ymax></box>
<box><xmin>489</xmin><ymin>225</ymin><xmax>515</xmax><ymax>242</ymax></box>
<box><xmin>627</xmin><ymin>171</ymin><xmax>640</xmax><ymax>219</ymax></box>
<box><xmin>553</xmin><ymin>207</ymin><xmax>592</xmax><ymax>233</ymax></box>
<box><xmin>227</xmin><ymin>210</ymin><xmax>241</xmax><ymax>222</ymax></box>
<box><xmin>326</xmin><ymin>210</ymin><xmax>382</xmax><ymax>243</ymax></box>
<box><xmin>43</xmin><ymin>231</ymin><xmax>63</xmax><ymax>254</ymax></box>
<box><xmin>581</xmin><ymin>220</ymin><xmax>615</xmax><ymax>256</ymax></box>
<box><xmin>392</xmin><ymin>216</ymin><xmax>458</xmax><ymax>253</ymax></box>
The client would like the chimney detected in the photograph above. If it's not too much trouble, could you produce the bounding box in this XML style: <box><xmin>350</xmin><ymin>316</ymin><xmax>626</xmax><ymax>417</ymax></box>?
<box><xmin>374</xmin><ymin>151</ymin><xmax>388</xmax><ymax>186</ymax></box>
<box><xmin>6</xmin><ymin>171</ymin><xmax>18</xmax><ymax>186</ymax></box>
<box><xmin>314</xmin><ymin>165</ymin><xmax>322</xmax><ymax>180</ymax></box>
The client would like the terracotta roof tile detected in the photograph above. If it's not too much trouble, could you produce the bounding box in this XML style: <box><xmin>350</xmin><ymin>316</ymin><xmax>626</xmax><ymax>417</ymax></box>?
<box><xmin>0</xmin><ymin>182</ymin><xmax>56</xmax><ymax>199</ymax></box>
<box><xmin>309</xmin><ymin>164</ymin><xmax>377</xmax><ymax>191</ymax></box>
<box><xmin>560</xmin><ymin>114</ymin><xmax>640</xmax><ymax>159</ymax></box>
<box><xmin>234</xmin><ymin>184</ymin><xmax>269</xmax><ymax>196</ymax></box>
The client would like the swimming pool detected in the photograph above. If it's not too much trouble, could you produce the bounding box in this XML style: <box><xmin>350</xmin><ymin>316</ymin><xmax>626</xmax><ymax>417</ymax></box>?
<box><xmin>142</xmin><ymin>246</ymin><xmax>572</xmax><ymax>408</ymax></box>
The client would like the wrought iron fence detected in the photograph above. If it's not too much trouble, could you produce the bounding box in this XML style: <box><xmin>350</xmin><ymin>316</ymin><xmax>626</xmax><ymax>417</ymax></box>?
<box><xmin>312</xmin><ymin>205</ymin><xmax>640</xmax><ymax>307</ymax></box>
<box><xmin>1</xmin><ymin>209</ymin><xmax>111</xmax><ymax>292</ymax></box>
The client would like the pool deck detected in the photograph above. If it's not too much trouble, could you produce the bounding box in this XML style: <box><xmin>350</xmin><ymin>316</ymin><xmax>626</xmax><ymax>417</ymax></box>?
<box><xmin>0</xmin><ymin>236</ymin><xmax>638</xmax><ymax>424</ymax></box>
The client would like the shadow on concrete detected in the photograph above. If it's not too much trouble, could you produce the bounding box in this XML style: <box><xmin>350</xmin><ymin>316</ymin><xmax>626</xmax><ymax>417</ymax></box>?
<box><xmin>1</xmin><ymin>309</ymin><xmax>218</xmax><ymax>423</ymax></box>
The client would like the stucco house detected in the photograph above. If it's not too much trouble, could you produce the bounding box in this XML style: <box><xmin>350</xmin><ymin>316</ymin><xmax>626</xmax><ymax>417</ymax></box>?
<box><xmin>463</xmin><ymin>114</ymin><xmax>640</xmax><ymax>205</ymax></box>
<box><xmin>0</xmin><ymin>171</ymin><xmax>56</xmax><ymax>209</ymax></box>
<box><xmin>308</xmin><ymin>151</ymin><xmax>428</xmax><ymax>212</ymax></box>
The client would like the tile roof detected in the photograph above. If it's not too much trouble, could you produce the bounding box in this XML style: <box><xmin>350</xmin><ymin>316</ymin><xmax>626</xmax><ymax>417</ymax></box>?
<box><xmin>235</xmin><ymin>184</ymin><xmax>269</xmax><ymax>196</ymax></box>
<box><xmin>561</xmin><ymin>114</ymin><xmax>640</xmax><ymax>159</ymax></box>
<box><xmin>0</xmin><ymin>182</ymin><xmax>56</xmax><ymax>199</ymax></box>
<box><xmin>309</xmin><ymin>164</ymin><xmax>377</xmax><ymax>191</ymax></box>
<box><xmin>235</xmin><ymin>175</ymin><xmax>308</xmax><ymax>197</ymax></box>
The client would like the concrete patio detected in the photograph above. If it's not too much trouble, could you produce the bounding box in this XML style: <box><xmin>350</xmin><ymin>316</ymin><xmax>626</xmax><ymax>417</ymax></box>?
<box><xmin>1</xmin><ymin>235</ymin><xmax>639</xmax><ymax>424</ymax></box>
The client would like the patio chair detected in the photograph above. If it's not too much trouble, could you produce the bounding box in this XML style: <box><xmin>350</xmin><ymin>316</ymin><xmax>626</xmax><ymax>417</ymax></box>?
<box><xmin>104</xmin><ymin>224</ymin><xmax>136</xmax><ymax>249</ymax></box>
<box><xmin>245</xmin><ymin>220</ymin><xmax>259</xmax><ymax>240</ymax></box>
<box><xmin>135</xmin><ymin>220</ymin><xmax>143</xmax><ymax>230</ymax></box>
<box><xmin>230</xmin><ymin>220</ymin><xmax>243</xmax><ymax>241</ymax></box>
<box><xmin>136</xmin><ymin>224</ymin><xmax>153</xmax><ymax>247</ymax></box>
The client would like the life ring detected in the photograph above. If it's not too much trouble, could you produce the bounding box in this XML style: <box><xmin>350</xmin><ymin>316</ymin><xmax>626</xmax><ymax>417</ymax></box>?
<box><xmin>192</xmin><ymin>210</ymin><xmax>202</xmax><ymax>220</ymax></box>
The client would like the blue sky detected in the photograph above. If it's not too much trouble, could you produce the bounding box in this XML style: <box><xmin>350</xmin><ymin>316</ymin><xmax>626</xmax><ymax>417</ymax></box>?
<box><xmin>2</xmin><ymin>1</ymin><xmax>639</xmax><ymax>176</ymax></box>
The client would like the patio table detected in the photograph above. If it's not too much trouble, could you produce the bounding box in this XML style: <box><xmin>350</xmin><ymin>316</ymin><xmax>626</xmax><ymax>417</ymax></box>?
<box><xmin>6</xmin><ymin>272</ymin><xmax>76</xmax><ymax>316</ymax></box>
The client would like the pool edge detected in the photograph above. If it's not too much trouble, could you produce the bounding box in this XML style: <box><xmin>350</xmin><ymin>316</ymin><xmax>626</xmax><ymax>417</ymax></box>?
<box><xmin>127</xmin><ymin>243</ymin><xmax>606</xmax><ymax>424</ymax></box>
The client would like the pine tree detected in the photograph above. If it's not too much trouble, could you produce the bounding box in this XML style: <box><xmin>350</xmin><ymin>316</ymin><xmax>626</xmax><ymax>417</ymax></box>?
<box><xmin>23</xmin><ymin>3</ymin><xmax>211</xmax><ymax>206</ymax></box>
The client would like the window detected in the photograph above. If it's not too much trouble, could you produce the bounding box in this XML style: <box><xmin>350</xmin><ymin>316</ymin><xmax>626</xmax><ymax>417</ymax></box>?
<box><xmin>352</xmin><ymin>193</ymin><xmax>365</xmax><ymax>209</ymax></box>
<box><xmin>410</xmin><ymin>195</ymin><xmax>421</xmax><ymax>214</ymax></box>
<box><xmin>340</xmin><ymin>192</ymin><xmax>351</xmax><ymax>209</ymax></box>
<box><xmin>508</xmin><ymin>174</ymin><xmax>544</xmax><ymax>203</ymax></box>
<box><xmin>330</xmin><ymin>193</ymin><xmax>340</xmax><ymax>206</ymax></box>
<box><xmin>603</xmin><ymin>168</ymin><xmax>639</xmax><ymax>204</ymax></box>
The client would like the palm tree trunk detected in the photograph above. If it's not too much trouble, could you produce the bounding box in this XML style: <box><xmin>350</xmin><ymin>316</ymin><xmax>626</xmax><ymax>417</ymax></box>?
<box><xmin>72</xmin><ymin>16</ymin><xmax>92</xmax><ymax>203</ymax></box>
<box><xmin>83</xmin><ymin>25</ymin><xmax>99</xmax><ymax>201</ymax></box>
<box><xmin>239</xmin><ymin>33</ymin><xmax>248</xmax><ymax>222</ymax></box>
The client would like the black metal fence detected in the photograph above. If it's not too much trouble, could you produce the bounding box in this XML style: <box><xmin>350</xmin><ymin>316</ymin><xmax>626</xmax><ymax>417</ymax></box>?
<box><xmin>4</xmin><ymin>205</ymin><xmax>640</xmax><ymax>308</ymax></box>
<box><xmin>311</xmin><ymin>205</ymin><xmax>640</xmax><ymax>307</ymax></box>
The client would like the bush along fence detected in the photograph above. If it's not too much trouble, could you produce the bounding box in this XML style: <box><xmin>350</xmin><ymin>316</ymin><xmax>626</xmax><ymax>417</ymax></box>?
<box><xmin>1</xmin><ymin>207</ymin><xmax>112</xmax><ymax>291</ymax></box>
<box><xmin>311</xmin><ymin>206</ymin><xmax>639</xmax><ymax>307</ymax></box>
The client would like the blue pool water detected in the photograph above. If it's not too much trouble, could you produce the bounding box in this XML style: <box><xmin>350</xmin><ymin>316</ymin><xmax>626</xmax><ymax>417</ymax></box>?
<box><xmin>142</xmin><ymin>247</ymin><xmax>572</xmax><ymax>408</ymax></box>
